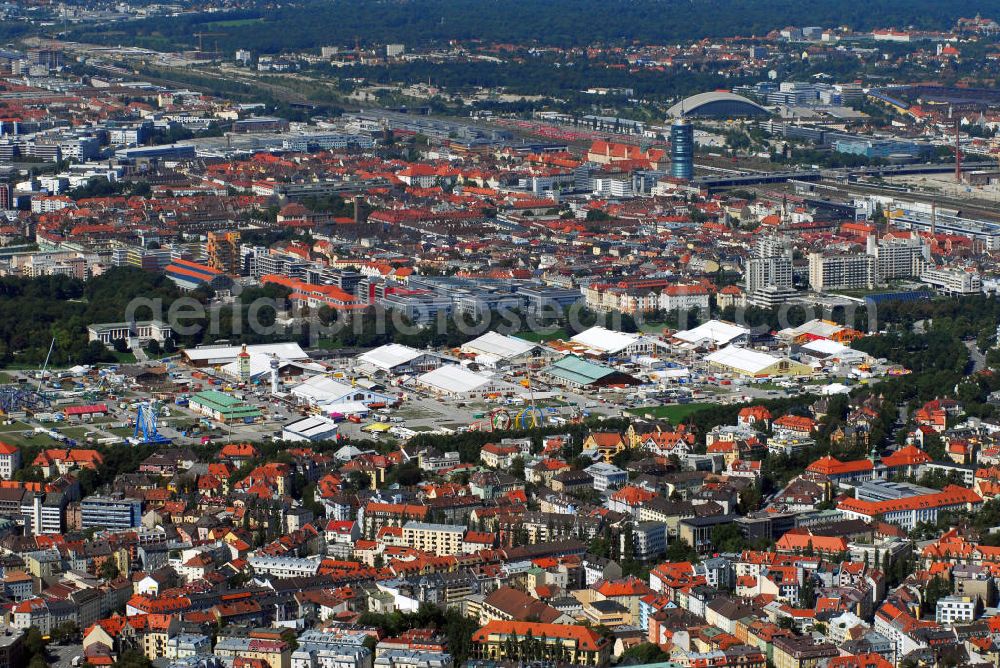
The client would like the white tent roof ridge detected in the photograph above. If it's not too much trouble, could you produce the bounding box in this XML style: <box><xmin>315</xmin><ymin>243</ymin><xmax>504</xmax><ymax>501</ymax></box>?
<box><xmin>462</xmin><ymin>331</ymin><xmax>538</xmax><ymax>359</ymax></box>
<box><xmin>704</xmin><ymin>344</ymin><xmax>785</xmax><ymax>374</ymax></box>
<box><xmin>359</xmin><ymin>343</ymin><xmax>435</xmax><ymax>370</ymax></box>
<box><xmin>673</xmin><ymin>320</ymin><xmax>750</xmax><ymax>346</ymax></box>
<box><xmin>184</xmin><ymin>342</ymin><xmax>309</xmax><ymax>363</ymax></box>
<box><xmin>416</xmin><ymin>364</ymin><xmax>513</xmax><ymax>394</ymax></box>
<box><xmin>569</xmin><ymin>325</ymin><xmax>642</xmax><ymax>354</ymax></box>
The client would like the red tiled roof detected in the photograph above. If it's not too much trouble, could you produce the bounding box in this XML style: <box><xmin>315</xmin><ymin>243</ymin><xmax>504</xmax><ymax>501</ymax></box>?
<box><xmin>775</xmin><ymin>532</ymin><xmax>848</xmax><ymax>554</ymax></box>
<box><xmin>64</xmin><ymin>404</ymin><xmax>109</xmax><ymax>416</ymax></box>
<box><xmin>806</xmin><ymin>456</ymin><xmax>874</xmax><ymax>476</ymax></box>
<box><xmin>839</xmin><ymin>485</ymin><xmax>981</xmax><ymax>516</ymax></box>
<box><xmin>881</xmin><ymin>445</ymin><xmax>932</xmax><ymax>468</ymax></box>
<box><xmin>471</xmin><ymin>620</ymin><xmax>607</xmax><ymax>651</ymax></box>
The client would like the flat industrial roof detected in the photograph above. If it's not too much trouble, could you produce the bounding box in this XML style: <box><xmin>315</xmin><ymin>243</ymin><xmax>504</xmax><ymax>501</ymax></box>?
<box><xmin>704</xmin><ymin>345</ymin><xmax>784</xmax><ymax>374</ymax></box>
<box><xmin>673</xmin><ymin>320</ymin><xmax>750</xmax><ymax>346</ymax></box>
<box><xmin>570</xmin><ymin>326</ymin><xmax>640</xmax><ymax>355</ymax></box>
<box><xmin>461</xmin><ymin>331</ymin><xmax>538</xmax><ymax>359</ymax></box>
<box><xmin>358</xmin><ymin>343</ymin><xmax>427</xmax><ymax>370</ymax></box>
<box><xmin>182</xmin><ymin>342</ymin><xmax>308</xmax><ymax>364</ymax></box>
<box><xmin>544</xmin><ymin>355</ymin><xmax>618</xmax><ymax>385</ymax></box>
<box><xmin>284</xmin><ymin>415</ymin><xmax>339</xmax><ymax>438</ymax></box>
<box><xmin>291</xmin><ymin>375</ymin><xmax>359</xmax><ymax>402</ymax></box>
<box><xmin>416</xmin><ymin>365</ymin><xmax>506</xmax><ymax>394</ymax></box>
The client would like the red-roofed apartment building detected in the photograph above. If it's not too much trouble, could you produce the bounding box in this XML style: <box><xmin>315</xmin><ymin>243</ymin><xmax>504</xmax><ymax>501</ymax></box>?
<box><xmin>838</xmin><ymin>485</ymin><xmax>982</xmax><ymax>530</ymax></box>
<box><xmin>773</xmin><ymin>415</ymin><xmax>816</xmax><ymax>436</ymax></box>
<box><xmin>805</xmin><ymin>455</ymin><xmax>875</xmax><ymax>483</ymax></box>
<box><xmin>472</xmin><ymin>620</ymin><xmax>612</xmax><ymax>666</ymax></box>
<box><xmin>261</xmin><ymin>275</ymin><xmax>369</xmax><ymax>311</ymax></box>
<box><xmin>0</xmin><ymin>442</ymin><xmax>20</xmax><ymax>480</ymax></box>
<box><xmin>33</xmin><ymin>448</ymin><xmax>103</xmax><ymax>477</ymax></box>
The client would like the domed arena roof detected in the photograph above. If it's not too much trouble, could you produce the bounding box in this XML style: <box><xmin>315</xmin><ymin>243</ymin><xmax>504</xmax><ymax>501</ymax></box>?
<box><xmin>667</xmin><ymin>91</ymin><xmax>770</xmax><ymax>118</ymax></box>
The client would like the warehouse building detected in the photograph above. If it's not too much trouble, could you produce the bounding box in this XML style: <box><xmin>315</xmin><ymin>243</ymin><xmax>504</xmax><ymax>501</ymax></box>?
<box><xmin>672</xmin><ymin>320</ymin><xmax>750</xmax><ymax>350</ymax></box>
<box><xmin>282</xmin><ymin>415</ymin><xmax>340</xmax><ymax>442</ymax></box>
<box><xmin>291</xmin><ymin>375</ymin><xmax>395</xmax><ymax>407</ymax></box>
<box><xmin>358</xmin><ymin>344</ymin><xmax>447</xmax><ymax>376</ymax></box>
<box><xmin>459</xmin><ymin>331</ymin><xmax>555</xmax><ymax>369</ymax></box>
<box><xmin>704</xmin><ymin>345</ymin><xmax>813</xmax><ymax>378</ymax></box>
<box><xmin>182</xmin><ymin>342</ymin><xmax>310</xmax><ymax>367</ymax></box>
<box><xmin>415</xmin><ymin>365</ymin><xmax>517</xmax><ymax>399</ymax></box>
<box><xmin>188</xmin><ymin>390</ymin><xmax>262</xmax><ymax>424</ymax></box>
<box><xmin>542</xmin><ymin>355</ymin><xmax>640</xmax><ymax>389</ymax></box>
<box><xmin>569</xmin><ymin>326</ymin><xmax>664</xmax><ymax>358</ymax></box>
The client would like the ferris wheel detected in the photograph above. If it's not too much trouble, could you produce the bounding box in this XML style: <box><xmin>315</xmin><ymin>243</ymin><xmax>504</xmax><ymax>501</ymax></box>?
<box><xmin>490</xmin><ymin>408</ymin><xmax>512</xmax><ymax>431</ymax></box>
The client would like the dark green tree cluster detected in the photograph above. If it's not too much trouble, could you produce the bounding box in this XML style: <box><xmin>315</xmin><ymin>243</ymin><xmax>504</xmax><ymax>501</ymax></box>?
<box><xmin>67</xmin><ymin>0</ymin><xmax>994</xmax><ymax>52</ymax></box>
<box><xmin>621</xmin><ymin>643</ymin><xmax>671</xmax><ymax>664</ymax></box>
<box><xmin>0</xmin><ymin>269</ymin><xmax>184</xmax><ymax>368</ymax></box>
<box><xmin>356</xmin><ymin>604</ymin><xmax>479</xmax><ymax>664</ymax></box>
<box><xmin>922</xmin><ymin>575</ymin><xmax>953</xmax><ymax>618</ymax></box>
<box><xmin>24</xmin><ymin>628</ymin><xmax>47</xmax><ymax>668</ymax></box>
<box><xmin>851</xmin><ymin>330</ymin><xmax>968</xmax><ymax>375</ymax></box>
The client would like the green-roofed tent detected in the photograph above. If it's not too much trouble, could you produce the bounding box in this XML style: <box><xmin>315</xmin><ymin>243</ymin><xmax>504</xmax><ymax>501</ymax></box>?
<box><xmin>542</xmin><ymin>355</ymin><xmax>641</xmax><ymax>388</ymax></box>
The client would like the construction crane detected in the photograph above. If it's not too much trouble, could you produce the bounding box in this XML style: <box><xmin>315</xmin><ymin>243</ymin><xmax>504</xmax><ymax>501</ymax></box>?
<box><xmin>192</xmin><ymin>32</ymin><xmax>224</xmax><ymax>55</ymax></box>
<box><xmin>36</xmin><ymin>338</ymin><xmax>55</xmax><ymax>394</ymax></box>
<box><xmin>519</xmin><ymin>364</ymin><xmax>542</xmax><ymax>429</ymax></box>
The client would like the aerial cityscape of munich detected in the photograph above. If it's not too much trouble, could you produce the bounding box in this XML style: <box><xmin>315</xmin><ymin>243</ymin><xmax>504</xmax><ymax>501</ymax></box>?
<box><xmin>5</xmin><ymin>1</ymin><xmax>1000</xmax><ymax>667</ymax></box>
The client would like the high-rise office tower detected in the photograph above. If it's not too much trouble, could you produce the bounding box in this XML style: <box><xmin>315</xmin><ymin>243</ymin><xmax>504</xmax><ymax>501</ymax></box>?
<box><xmin>670</xmin><ymin>118</ymin><xmax>694</xmax><ymax>180</ymax></box>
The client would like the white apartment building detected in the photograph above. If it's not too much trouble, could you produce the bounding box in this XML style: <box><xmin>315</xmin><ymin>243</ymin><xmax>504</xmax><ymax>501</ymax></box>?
<box><xmin>292</xmin><ymin>644</ymin><xmax>373</xmax><ymax>668</ymax></box>
<box><xmin>746</xmin><ymin>256</ymin><xmax>793</xmax><ymax>294</ymax></box>
<box><xmin>808</xmin><ymin>252</ymin><xmax>876</xmax><ymax>291</ymax></box>
<box><xmin>401</xmin><ymin>522</ymin><xmax>465</xmax><ymax>556</ymax></box>
<box><xmin>935</xmin><ymin>596</ymin><xmax>977</xmax><ymax>624</ymax></box>
<box><xmin>868</xmin><ymin>234</ymin><xmax>928</xmax><ymax>281</ymax></box>
<box><xmin>920</xmin><ymin>267</ymin><xmax>982</xmax><ymax>295</ymax></box>
<box><xmin>0</xmin><ymin>444</ymin><xmax>20</xmax><ymax>480</ymax></box>
<box><xmin>585</xmin><ymin>462</ymin><xmax>628</xmax><ymax>491</ymax></box>
<box><xmin>247</xmin><ymin>555</ymin><xmax>322</xmax><ymax>579</ymax></box>
<box><xmin>374</xmin><ymin>650</ymin><xmax>453</xmax><ymax>668</ymax></box>
<box><xmin>658</xmin><ymin>285</ymin><xmax>711</xmax><ymax>312</ymax></box>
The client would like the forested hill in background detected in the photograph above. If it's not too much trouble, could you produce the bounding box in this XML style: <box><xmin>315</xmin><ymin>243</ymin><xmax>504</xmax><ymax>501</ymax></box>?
<box><xmin>66</xmin><ymin>0</ymin><xmax>999</xmax><ymax>53</ymax></box>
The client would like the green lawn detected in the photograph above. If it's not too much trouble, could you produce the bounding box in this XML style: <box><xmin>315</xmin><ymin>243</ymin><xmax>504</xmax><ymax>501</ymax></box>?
<box><xmin>0</xmin><ymin>421</ymin><xmax>32</xmax><ymax>434</ymax></box>
<box><xmin>536</xmin><ymin>399</ymin><xmax>571</xmax><ymax>408</ymax></box>
<box><xmin>625</xmin><ymin>402</ymin><xmax>714</xmax><ymax>422</ymax></box>
<box><xmin>57</xmin><ymin>426</ymin><xmax>93</xmax><ymax>440</ymax></box>
<box><xmin>315</xmin><ymin>339</ymin><xmax>343</xmax><ymax>351</ymax></box>
<box><xmin>751</xmin><ymin>381</ymin><xmax>785</xmax><ymax>391</ymax></box>
<box><xmin>0</xmin><ymin>422</ymin><xmax>64</xmax><ymax>447</ymax></box>
<box><xmin>515</xmin><ymin>327</ymin><xmax>569</xmax><ymax>343</ymax></box>
<box><xmin>201</xmin><ymin>17</ymin><xmax>264</xmax><ymax>27</ymax></box>
<box><xmin>111</xmin><ymin>351</ymin><xmax>136</xmax><ymax>363</ymax></box>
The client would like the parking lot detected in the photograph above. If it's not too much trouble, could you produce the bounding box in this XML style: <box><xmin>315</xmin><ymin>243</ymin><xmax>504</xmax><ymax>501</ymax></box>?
<box><xmin>47</xmin><ymin>642</ymin><xmax>83</xmax><ymax>668</ymax></box>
